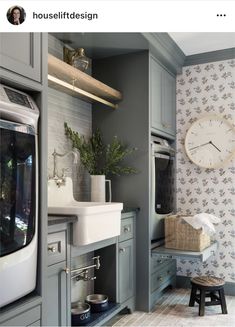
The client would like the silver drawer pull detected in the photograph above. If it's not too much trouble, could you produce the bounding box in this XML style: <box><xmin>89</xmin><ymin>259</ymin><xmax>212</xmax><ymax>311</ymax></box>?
<box><xmin>162</xmin><ymin>123</ymin><xmax>171</xmax><ymax>128</ymax></box>
<box><xmin>157</xmin><ymin>260</ymin><xmax>163</xmax><ymax>264</ymax></box>
<box><xmin>124</xmin><ymin>226</ymin><xmax>130</xmax><ymax>233</ymax></box>
<box><xmin>48</xmin><ymin>246</ymin><xmax>56</xmax><ymax>253</ymax></box>
<box><xmin>158</xmin><ymin>276</ymin><xmax>163</xmax><ymax>281</ymax></box>
<box><xmin>119</xmin><ymin>248</ymin><xmax>126</xmax><ymax>253</ymax></box>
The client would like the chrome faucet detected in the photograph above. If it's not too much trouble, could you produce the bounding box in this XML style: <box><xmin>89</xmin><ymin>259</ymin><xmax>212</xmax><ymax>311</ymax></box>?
<box><xmin>73</xmin><ymin>270</ymin><xmax>97</xmax><ymax>282</ymax></box>
<box><xmin>51</xmin><ymin>148</ymin><xmax>78</xmax><ymax>187</ymax></box>
<box><xmin>70</xmin><ymin>256</ymin><xmax>100</xmax><ymax>282</ymax></box>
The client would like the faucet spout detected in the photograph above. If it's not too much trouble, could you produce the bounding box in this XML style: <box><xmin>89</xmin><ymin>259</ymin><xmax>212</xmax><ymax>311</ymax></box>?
<box><xmin>51</xmin><ymin>149</ymin><xmax>78</xmax><ymax>183</ymax></box>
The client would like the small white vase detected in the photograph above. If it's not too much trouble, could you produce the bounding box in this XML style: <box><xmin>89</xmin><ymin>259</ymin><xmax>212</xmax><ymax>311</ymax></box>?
<box><xmin>90</xmin><ymin>175</ymin><xmax>111</xmax><ymax>202</ymax></box>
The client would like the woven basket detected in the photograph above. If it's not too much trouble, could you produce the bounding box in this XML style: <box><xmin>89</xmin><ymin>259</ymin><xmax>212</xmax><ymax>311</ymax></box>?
<box><xmin>165</xmin><ymin>215</ymin><xmax>211</xmax><ymax>251</ymax></box>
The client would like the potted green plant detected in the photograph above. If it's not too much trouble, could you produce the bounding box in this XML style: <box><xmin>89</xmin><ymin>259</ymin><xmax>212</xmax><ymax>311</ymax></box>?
<box><xmin>64</xmin><ymin>122</ymin><xmax>137</xmax><ymax>202</ymax></box>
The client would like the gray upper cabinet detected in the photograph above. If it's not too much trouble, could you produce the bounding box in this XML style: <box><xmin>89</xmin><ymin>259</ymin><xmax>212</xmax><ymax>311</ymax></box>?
<box><xmin>0</xmin><ymin>33</ymin><xmax>41</xmax><ymax>82</ymax></box>
<box><xmin>150</xmin><ymin>55</ymin><xmax>176</xmax><ymax>138</ymax></box>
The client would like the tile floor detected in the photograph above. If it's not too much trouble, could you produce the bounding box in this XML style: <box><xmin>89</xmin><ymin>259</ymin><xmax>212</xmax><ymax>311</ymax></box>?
<box><xmin>112</xmin><ymin>288</ymin><xmax>235</xmax><ymax>326</ymax></box>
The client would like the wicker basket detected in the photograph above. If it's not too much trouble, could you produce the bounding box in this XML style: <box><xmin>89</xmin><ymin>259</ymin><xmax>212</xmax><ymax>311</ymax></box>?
<box><xmin>165</xmin><ymin>215</ymin><xmax>211</xmax><ymax>251</ymax></box>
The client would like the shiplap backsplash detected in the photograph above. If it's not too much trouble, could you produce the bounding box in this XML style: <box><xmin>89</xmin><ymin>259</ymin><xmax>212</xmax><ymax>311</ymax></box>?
<box><xmin>48</xmin><ymin>34</ymin><xmax>92</xmax><ymax>201</ymax></box>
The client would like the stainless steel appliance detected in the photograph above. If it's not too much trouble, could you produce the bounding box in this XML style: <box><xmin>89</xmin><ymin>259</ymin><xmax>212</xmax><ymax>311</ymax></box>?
<box><xmin>0</xmin><ymin>84</ymin><xmax>39</xmax><ymax>307</ymax></box>
<box><xmin>151</xmin><ymin>136</ymin><xmax>175</xmax><ymax>246</ymax></box>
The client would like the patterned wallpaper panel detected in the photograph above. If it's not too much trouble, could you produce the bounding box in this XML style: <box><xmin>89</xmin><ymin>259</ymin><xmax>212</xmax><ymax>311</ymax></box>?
<box><xmin>176</xmin><ymin>59</ymin><xmax>235</xmax><ymax>282</ymax></box>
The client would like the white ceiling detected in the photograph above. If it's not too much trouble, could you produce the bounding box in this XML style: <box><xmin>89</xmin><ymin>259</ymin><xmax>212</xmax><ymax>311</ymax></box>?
<box><xmin>169</xmin><ymin>33</ymin><xmax>235</xmax><ymax>56</ymax></box>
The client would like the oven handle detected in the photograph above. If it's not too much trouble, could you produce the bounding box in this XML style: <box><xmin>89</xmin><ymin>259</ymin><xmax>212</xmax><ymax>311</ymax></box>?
<box><xmin>0</xmin><ymin>119</ymin><xmax>35</xmax><ymax>135</ymax></box>
<box><xmin>154</xmin><ymin>153</ymin><xmax>173</xmax><ymax>160</ymax></box>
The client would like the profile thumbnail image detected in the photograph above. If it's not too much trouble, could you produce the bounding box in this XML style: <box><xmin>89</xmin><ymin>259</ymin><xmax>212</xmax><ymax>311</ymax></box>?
<box><xmin>7</xmin><ymin>6</ymin><xmax>26</xmax><ymax>25</ymax></box>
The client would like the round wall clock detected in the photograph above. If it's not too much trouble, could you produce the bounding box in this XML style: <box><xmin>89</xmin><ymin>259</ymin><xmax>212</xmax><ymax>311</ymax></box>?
<box><xmin>185</xmin><ymin>115</ymin><xmax>235</xmax><ymax>168</ymax></box>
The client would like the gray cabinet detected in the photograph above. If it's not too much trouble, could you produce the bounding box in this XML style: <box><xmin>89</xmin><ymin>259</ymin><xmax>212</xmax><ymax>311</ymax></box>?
<box><xmin>150</xmin><ymin>55</ymin><xmax>176</xmax><ymax>138</ymax></box>
<box><xmin>0</xmin><ymin>33</ymin><xmax>41</xmax><ymax>82</ymax></box>
<box><xmin>0</xmin><ymin>305</ymin><xmax>41</xmax><ymax>327</ymax></box>
<box><xmin>119</xmin><ymin>239</ymin><xmax>134</xmax><ymax>304</ymax></box>
<box><xmin>150</xmin><ymin>258</ymin><xmax>176</xmax><ymax>306</ymax></box>
<box><xmin>46</xmin><ymin>224</ymin><xmax>70</xmax><ymax>326</ymax></box>
<box><xmin>118</xmin><ymin>213</ymin><xmax>135</xmax><ymax>308</ymax></box>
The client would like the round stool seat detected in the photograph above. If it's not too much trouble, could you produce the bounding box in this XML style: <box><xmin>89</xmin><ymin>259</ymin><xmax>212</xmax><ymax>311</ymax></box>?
<box><xmin>191</xmin><ymin>276</ymin><xmax>225</xmax><ymax>287</ymax></box>
<box><xmin>189</xmin><ymin>275</ymin><xmax>227</xmax><ymax>316</ymax></box>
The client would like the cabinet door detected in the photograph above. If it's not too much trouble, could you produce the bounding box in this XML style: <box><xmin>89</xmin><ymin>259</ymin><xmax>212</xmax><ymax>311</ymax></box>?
<box><xmin>150</xmin><ymin>56</ymin><xmax>176</xmax><ymax>138</ymax></box>
<box><xmin>162</xmin><ymin>70</ymin><xmax>176</xmax><ymax>136</ymax></box>
<box><xmin>118</xmin><ymin>239</ymin><xmax>134</xmax><ymax>303</ymax></box>
<box><xmin>0</xmin><ymin>33</ymin><xmax>41</xmax><ymax>82</ymax></box>
<box><xmin>150</xmin><ymin>57</ymin><xmax>163</xmax><ymax>132</ymax></box>
<box><xmin>46</xmin><ymin>262</ymin><xmax>69</xmax><ymax>326</ymax></box>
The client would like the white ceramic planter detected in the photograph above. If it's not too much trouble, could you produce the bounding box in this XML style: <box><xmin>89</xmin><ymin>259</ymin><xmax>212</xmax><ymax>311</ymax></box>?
<box><xmin>90</xmin><ymin>175</ymin><xmax>111</xmax><ymax>202</ymax></box>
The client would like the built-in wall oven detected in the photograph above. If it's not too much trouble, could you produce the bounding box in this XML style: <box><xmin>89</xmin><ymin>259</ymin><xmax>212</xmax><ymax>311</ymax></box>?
<box><xmin>151</xmin><ymin>135</ymin><xmax>175</xmax><ymax>247</ymax></box>
<box><xmin>0</xmin><ymin>84</ymin><xmax>39</xmax><ymax>307</ymax></box>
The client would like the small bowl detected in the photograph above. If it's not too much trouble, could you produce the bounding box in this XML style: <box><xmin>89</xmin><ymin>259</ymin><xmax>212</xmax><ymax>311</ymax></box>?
<box><xmin>85</xmin><ymin>294</ymin><xmax>109</xmax><ymax>312</ymax></box>
<box><xmin>71</xmin><ymin>302</ymin><xmax>91</xmax><ymax>325</ymax></box>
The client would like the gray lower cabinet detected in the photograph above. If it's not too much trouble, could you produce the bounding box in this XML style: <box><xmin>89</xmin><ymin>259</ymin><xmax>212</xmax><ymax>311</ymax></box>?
<box><xmin>150</xmin><ymin>257</ymin><xmax>176</xmax><ymax>308</ymax></box>
<box><xmin>0</xmin><ymin>305</ymin><xmax>41</xmax><ymax>326</ymax></box>
<box><xmin>150</xmin><ymin>55</ymin><xmax>176</xmax><ymax>138</ymax></box>
<box><xmin>0</xmin><ymin>33</ymin><xmax>41</xmax><ymax>82</ymax></box>
<box><xmin>118</xmin><ymin>213</ymin><xmax>135</xmax><ymax>309</ymax></box>
<box><xmin>118</xmin><ymin>239</ymin><xmax>134</xmax><ymax>304</ymax></box>
<box><xmin>46</xmin><ymin>224</ymin><xmax>70</xmax><ymax>326</ymax></box>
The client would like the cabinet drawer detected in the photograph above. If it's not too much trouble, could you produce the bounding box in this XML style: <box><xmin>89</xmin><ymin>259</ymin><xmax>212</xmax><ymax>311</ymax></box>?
<box><xmin>119</xmin><ymin>217</ymin><xmax>134</xmax><ymax>242</ymax></box>
<box><xmin>1</xmin><ymin>305</ymin><xmax>41</xmax><ymax>326</ymax></box>
<box><xmin>47</xmin><ymin>230</ymin><xmax>66</xmax><ymax>266</ymax></box>
<box><xmin>151</xmin><ymin>262</ymin><xmax>176</xmax><ymax>293</ymax></box>
<box><xmin>151</xmin><ymin>257</ymin><xmax>172</xmax><ymax>274</ymax></box>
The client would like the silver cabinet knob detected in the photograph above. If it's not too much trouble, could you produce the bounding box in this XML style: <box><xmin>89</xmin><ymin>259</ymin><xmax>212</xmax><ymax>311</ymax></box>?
<box><xmin>63</xmin><ymin>267</ymin><xmax>70</xmax><ymax>274</ymax></box>
<box><xmin>119</xmin><ymin>248</ymin><xmax>126</xmax><ymax>253</ymax></box>
<box><xmin>124</xmin><ymin>226</ymin><xmax>130</xmax><ymax>233</ymax></box>
<box><xmin>162</xmin><ymin>123</ymin><xmax>171</xmax><ymax>128</ymax></box>
<box><xmin>48</xmin><ymin>246</ymin><xmax>56</xmax><ymax>253</ymax></box>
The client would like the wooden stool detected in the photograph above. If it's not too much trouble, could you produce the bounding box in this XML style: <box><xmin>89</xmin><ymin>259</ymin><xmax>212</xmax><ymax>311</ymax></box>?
<box><xmin>189</xmin><ymin>276</ymin><xmax>228</xmax><ymax>316</ymax></box>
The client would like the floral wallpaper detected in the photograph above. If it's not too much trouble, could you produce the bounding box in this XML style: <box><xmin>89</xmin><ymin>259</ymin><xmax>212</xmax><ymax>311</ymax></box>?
<box><xmin>176</xmin><ymin>58</ymin><xmax>235</xmax><ymax>282</ymax></box>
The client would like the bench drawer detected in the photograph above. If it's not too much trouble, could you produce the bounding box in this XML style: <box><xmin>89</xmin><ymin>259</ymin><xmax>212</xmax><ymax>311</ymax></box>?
<box><xmin>151</xmin><ymin>262</ymin><xmax>176</xmax><ymax>293</ymax></box>
<box><xmin>151</xmin><ymin>257</ymin><xmax>172</xmax><ymax>274</ymax></box>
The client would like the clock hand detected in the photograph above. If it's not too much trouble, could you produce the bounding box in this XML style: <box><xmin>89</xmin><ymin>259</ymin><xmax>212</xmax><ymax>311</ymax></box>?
<box><xmin>189</xmin><ymin>142</ymin><xmax>211</xmax><ymax>151</ymax></box>
<box><xmin>209</xmin><ymin>141</ymin><xmax>221</xmax><ymax>152</ymax></box>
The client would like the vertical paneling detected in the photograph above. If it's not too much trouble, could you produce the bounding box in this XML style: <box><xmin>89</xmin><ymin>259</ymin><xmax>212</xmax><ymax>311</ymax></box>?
<box><xmin>48</xmin><ymin>35</ymin><xmax>92</xmax><ymax>201</ymax></box>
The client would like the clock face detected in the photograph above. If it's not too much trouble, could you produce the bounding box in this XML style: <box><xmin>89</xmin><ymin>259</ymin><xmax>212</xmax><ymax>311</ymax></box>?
<box><xmin>185</xmin><ymin>116</ymin><xmax>235</xmax><ymax>168</ymax></box>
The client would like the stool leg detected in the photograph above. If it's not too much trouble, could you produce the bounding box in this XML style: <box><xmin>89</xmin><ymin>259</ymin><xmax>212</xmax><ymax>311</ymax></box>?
<box><xmin>199</xmin><ymin>290</ymin><xmax>206</xmax><ymax>316</ymax></box>
<box><xmin>189</xmin><ymin>284</ymin><xmax>197</xmax><ymax>307</ymax></box>
<box><xmin>219</xmin><ymin>289</ymin><xmax>228</xmax><ymax>314</ymax></box>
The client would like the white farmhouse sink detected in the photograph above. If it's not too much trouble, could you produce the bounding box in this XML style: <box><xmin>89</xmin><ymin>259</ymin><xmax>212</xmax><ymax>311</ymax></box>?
<box><xmin>48</xmin><ymin>177</ymin><xmax>123</xmax><ymax>246</ymax></box>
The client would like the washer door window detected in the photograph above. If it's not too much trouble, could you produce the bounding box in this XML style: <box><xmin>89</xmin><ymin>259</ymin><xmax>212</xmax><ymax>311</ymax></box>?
<box><xmin>0</xmin><ymin>120</ymin><xmax>36</xmax><ymax>257</ymax></box>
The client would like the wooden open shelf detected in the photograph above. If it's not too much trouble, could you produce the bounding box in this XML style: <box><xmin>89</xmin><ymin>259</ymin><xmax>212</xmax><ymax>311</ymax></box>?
<box><xmin>48</xmin><ymin>54</ymin><xmax>122</xmax><ymax>109</ymax></box>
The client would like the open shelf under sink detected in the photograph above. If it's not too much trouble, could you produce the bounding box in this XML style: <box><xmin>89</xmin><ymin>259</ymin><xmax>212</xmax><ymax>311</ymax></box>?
<box><xmin>72</xmin><ymin>302</ymin><xmax>121</xmax><ymax>327</ymax></box>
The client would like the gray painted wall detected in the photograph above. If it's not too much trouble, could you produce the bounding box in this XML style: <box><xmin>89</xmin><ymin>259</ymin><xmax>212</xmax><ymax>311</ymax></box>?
<box><xmin>92</xmin><ymin>51</ymin><xmax>151</xmax><ymax>311</ymax></box>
